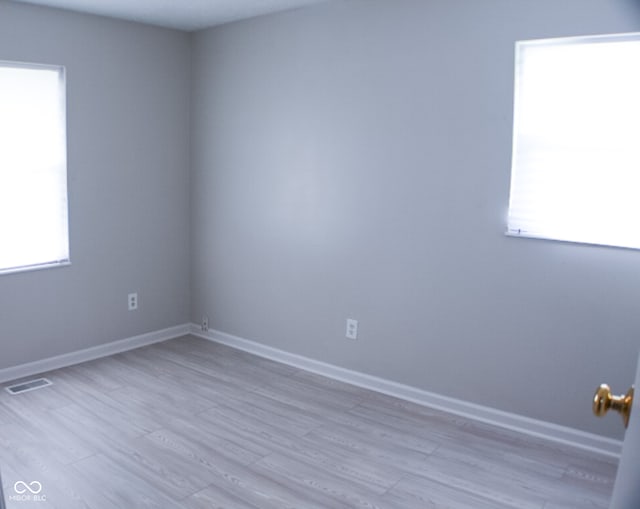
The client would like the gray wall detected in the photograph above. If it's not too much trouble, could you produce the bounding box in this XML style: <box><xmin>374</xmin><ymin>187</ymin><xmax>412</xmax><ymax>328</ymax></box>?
<box><xmin>191</xmin><ymin>0</ymin><xmax>640</xmax><ymax>438</ymax></box>
<box><xmin>0</xmin><ymin>2</ymin><xmax>191</xmax><ymax>368</ymax></box>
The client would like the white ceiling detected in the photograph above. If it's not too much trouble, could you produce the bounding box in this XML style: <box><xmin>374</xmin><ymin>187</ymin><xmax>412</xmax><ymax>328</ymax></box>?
<box><xmin>10</xmin><ymin>0</ymin><xmax>335</xmax><ymax>31</ymax></box>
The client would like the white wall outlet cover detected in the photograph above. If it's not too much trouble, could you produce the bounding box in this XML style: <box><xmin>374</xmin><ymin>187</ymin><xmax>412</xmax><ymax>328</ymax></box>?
<box><xmin>346</xmin><ymin>318</ymin><xmax>358</xmax><ymax>339</ymax></box>
<box><xmin>128</xmin><ymin>293</ymin><xmax>138</xmax><ymax>311</ymax></box>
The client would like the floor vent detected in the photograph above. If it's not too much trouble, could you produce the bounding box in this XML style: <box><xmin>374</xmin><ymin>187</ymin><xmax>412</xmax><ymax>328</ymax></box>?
<box><xmin>5</xmin><ymin>378</ymin><xmax>53</xmax><ymax>395</ymax></box>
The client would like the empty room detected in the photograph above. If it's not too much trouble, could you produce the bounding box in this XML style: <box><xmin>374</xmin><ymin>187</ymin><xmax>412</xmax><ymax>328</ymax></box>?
<box><xmin>1</xmin><ymin>0</ymin><xmax>639</xmax><ymax>507</ymax></box>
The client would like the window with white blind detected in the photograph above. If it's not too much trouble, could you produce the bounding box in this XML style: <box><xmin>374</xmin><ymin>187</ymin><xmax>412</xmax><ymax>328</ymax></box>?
<box><xmin>507</xmin><ymin>33</ymin><xmax>640</xmax><ymax>250</ymax></box>
<box><xmin>0</xmin><ymin>61</ymin><xmax>69</xmax><ymax>275</ymax></box>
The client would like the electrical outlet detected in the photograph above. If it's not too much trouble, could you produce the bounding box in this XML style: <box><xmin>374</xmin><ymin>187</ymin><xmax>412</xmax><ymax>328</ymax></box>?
<box><xmin>128</xmin><ymin>292</ymin><xmax>138</xmax><ymax>311</ymax></box>
<box><xmin>202</xmin><ymin>315</ymin><xmax>209</xmax><ymax>332</ymax></box>
<box><xmin>346</xmin><ymin>318</ymin><xmax>358</xmax><ymax>340</ymax></box>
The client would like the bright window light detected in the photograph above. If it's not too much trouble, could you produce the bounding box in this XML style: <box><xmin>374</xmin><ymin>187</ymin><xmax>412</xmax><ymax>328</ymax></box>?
<box><xmin>507</xmin><ymin>33</ymin><xmax>640</xmax><ymax>250</ymax></box>
<box><xmin>0</xmin><ymin>61</ymin><xmax>69</xmax><ymax>275</ymax></box>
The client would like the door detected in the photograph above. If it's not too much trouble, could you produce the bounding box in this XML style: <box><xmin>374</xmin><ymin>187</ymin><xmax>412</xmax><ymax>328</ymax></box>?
<box><xmin>605</xmin><ymin>352</ymin><xmax>640</xmax><ymax>508</ymax></box>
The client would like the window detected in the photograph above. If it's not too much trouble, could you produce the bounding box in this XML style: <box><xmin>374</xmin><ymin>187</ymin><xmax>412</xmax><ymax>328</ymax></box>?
<box><xmin>507</xmin><ymin>33</ymin><xmax>640</xmax><ymax>250</ymax></box>
<box><xmin>0</xmin><ymin>61</ymin><xmax>69</xmax><ymax>274</ymax></box>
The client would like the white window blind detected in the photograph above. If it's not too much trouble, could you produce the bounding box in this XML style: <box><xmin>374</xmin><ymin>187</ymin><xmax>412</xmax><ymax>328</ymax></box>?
<box><xmin>507</xmin><ymin>33</ymin><xmax>640</xmax><ymax>249</ymax></box>
<box><xmin>0</xmin><ymin>61</ymin><xmax>69</xmax><ymax>275</ymax></box>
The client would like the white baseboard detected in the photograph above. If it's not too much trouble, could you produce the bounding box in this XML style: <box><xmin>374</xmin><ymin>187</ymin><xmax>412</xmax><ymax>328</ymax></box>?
<box><xmin>0</xmin><ymin>324</ymin><xmax>191</xmax><ymax>384</ymax></box>
<box><xmin>0</xmin><ymin>322</ymin><xmax>620</xmax><ymax>459</ymax></box>
<box><xmin>191</xmin><ymin>324</ymin><xmax>622</xmax><ymax>459</ymax></box>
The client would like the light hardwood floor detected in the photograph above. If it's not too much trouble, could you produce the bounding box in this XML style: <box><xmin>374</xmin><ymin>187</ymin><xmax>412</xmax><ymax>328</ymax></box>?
<box><xmin>0</xmin><ymin>335</ymin><xmax>616</xmax><ymax>508</ymax></box>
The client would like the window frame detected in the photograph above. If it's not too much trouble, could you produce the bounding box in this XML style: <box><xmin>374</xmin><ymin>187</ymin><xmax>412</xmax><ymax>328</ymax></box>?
<box><xmin>0</xmin><ymin>60</ymin><xmax>70</xmax><ymax>276</ymax></box>
<box><xmin>506</xmin><ymin>32</ymin><xmax>640</xmax><ymax>251</ymax></box>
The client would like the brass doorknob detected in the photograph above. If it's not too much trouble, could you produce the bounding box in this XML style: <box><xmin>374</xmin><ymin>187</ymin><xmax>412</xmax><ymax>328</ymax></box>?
<box><xmin>593</xmin><ymin>384</ymin><xmax>634</xmax><ymax>428</ymax></box>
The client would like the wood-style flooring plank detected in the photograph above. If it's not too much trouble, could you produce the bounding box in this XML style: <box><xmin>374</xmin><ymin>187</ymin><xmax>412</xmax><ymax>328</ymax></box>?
<box><xmin>0</xmin><ymin>334</ymin><xmax>617</xmax><ymax>508</ymax></box>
